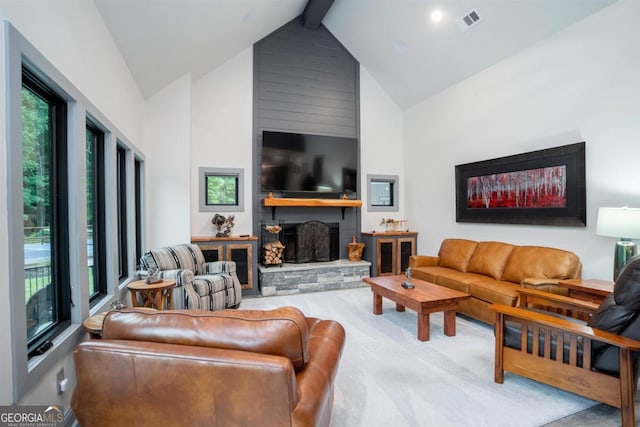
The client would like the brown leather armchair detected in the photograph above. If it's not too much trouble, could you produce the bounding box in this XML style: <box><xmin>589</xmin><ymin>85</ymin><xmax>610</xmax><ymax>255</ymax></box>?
<box><xmin>71</xmin><ymin>306</ymin><xmax>345</xmax><ymax>427</ymax></box>
<box><xmin>491</xmin><ymin>255</ymin><xmax>640</xmax><ymax>427</ymax></box>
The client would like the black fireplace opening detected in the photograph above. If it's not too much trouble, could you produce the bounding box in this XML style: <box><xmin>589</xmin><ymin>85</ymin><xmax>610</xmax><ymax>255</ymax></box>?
<box><xmin>281</xmin><ymin>221</ymin><xmax>339</xmax><ymax>263</ymax></box>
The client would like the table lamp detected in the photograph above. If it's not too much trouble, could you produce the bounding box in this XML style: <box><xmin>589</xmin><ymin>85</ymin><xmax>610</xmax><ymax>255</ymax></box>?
<box><xmin>596</xmin><ymin>207</ymin><xmax>640</xmax><ymax>280</ymax></box>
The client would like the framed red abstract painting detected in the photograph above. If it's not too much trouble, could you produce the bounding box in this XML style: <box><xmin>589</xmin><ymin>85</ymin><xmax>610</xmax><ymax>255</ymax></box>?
<box><xmin>455</xmin><ymin>142</ymin><xmax>586</xmax><ymax>226</ymax></box>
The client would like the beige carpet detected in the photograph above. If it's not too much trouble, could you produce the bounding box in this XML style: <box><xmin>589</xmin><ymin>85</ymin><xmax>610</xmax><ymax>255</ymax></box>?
<box><xmin>241</xmin><ymin>286</ymin><xmax>599</xmax><ymax>427</ymax></box>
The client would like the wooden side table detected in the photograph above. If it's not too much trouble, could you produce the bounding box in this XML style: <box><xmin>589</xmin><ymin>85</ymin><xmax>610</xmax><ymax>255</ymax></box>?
<box><xmin>83</xmin><ymin>311</ymin><xmax>109</xmax><ymax>339</ymax></box>
<box><xmin>82</xmin><ymin>307</ymin><xmax>158</xmax><ymax>338</ymax></box>
<box><xmin>127</xmin><ymin>279</ymin><xmax>176</xmax><ymax>310</ymax></box>
<box><xmin>557</xmin><ymin>278</ymin><xmax>614</xmax><ymax>305</ymax></box>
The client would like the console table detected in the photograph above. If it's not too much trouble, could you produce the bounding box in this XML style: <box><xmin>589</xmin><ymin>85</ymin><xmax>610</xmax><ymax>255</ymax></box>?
<box><xmin>361</xmin><ymin>231</ymin><xmax>418</xmax><ymax>277</ymax></box>
<box><xmin>191</xmin><ymin>235</ymin><xmax>259</xmax><ymax>296</ymax></box>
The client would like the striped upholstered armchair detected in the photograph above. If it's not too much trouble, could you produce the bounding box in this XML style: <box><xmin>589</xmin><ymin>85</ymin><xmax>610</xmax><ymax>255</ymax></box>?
<box><xmin>140</xmin><ymin>244</ymin><xmax>241</xmax><ymax>311</ymax></box>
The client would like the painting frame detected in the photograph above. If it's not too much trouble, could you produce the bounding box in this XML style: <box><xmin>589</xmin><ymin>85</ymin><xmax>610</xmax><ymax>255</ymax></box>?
<box><xmin>455</xmin><ymin>142</ymin><xmax>586</xmax><ymax>226</ymax></box>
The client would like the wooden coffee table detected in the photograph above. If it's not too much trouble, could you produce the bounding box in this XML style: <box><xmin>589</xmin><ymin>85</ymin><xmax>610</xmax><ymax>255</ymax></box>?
<box><xmin>363</xmin><ymin>275</ymin><xmax>470</xmax><ymax>341</ymax></box>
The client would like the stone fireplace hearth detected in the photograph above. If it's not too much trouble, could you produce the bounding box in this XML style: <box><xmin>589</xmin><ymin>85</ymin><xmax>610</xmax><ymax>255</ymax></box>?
<box><xmin>259</xmin><ymin>259</ymin><xmax>370</xmax><ymax>296</ymax></box>
<box><xmin>259</xmin><ymin>218</ymin><xmax>369</xmax><ymax>296</ymax></box>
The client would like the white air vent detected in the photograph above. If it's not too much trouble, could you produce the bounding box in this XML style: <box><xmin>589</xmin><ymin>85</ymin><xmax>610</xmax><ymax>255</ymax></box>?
<box><xmin>457</xmin><ymin>9</ymin><xmax>482</xmax><ymax>33</ymax></box>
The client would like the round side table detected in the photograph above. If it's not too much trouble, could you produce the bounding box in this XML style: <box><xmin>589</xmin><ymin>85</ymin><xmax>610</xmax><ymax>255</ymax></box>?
<box><xmin>82</xmin><ymin>307</ymin><xmax>158</xmax><ymax>339</ymax></box>
<box><xmin>127</xmin><ymin>279</ymin><xmax>176</xmax><ymax>310</ymax></box>
<box><xmin>83</xmin><ymin>312</ymin><xmax>108</xmax><ymax>339</ymax></box>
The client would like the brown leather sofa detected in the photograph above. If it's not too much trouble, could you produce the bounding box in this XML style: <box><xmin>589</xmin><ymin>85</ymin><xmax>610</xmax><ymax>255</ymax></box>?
<box><xmin>71</xmin><ymin>307</ymin><xmax>345</xmax><ymax>427</ymax></box>
<box><xmin>409</xmin><ymin>238</ymin><xmax>582</xmax><ymax>324</ymax></box>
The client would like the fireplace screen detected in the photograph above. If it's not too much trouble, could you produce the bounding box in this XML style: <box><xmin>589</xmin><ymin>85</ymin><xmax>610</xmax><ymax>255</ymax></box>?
<box><xmin>278</xmin><ymin>221</ymin><xmax>339</xmax><ymax>263</ymax></box>
<box><xmin>296</xmin><ymin>221</ymin><xmax>331</xmax><ymax>262</ymax></box>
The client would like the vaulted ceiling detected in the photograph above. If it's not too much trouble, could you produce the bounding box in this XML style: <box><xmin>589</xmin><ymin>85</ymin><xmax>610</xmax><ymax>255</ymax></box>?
<box><xmin>94</xmin><ymin>0</ymin><xmax>617</xmax><ymax>109</ymax></box>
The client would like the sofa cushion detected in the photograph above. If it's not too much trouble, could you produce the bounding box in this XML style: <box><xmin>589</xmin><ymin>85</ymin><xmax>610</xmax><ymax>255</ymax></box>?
<box><xmin>466</xmin><ymin>241</ymin><xmax>515</xmax><ymax>280</ymax></box>
<box><xmin>467</xmin><ymin>278</ymin><xmax>520</xmax><ymax>306</ymax></box>
<box><xmin>102</xmin><ymin>306</ymin><xmax>311</xmax><ymax>370</ymax></box>
<box><xmin>434</xmin><ymin>270</ymin><xmax>487</xmax><ymax>293</ymax></box>
<box><xmin>411</xmin><ymin>267</ymin><xmax>439</xmax><ymax>283</ymax></box>
<box><xmin>501</xmin><ymin>246</ymin><xmax>581</xmax><ymax>284</ymax></box>
<box><xmin>438</xmin><ymin>239</ymin><xmax>478</xmax><ymax>272</ymax></box>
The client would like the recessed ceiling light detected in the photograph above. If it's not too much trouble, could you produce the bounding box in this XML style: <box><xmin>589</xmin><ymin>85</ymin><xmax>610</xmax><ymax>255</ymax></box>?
<box><xmin>430</xmin><ymin>9</ymin><xmax>444</xmax><ymax>22</ymax></box>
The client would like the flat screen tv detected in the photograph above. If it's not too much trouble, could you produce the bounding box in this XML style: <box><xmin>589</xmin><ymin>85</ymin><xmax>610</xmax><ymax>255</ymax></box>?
<box><xmin>260</xmin><ymin>131</ymin><xmax>358</xmax><ymax>197</ymax></box>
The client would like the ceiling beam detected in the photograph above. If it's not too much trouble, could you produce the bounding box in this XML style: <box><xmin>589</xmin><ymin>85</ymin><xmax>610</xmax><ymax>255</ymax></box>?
<box><xmin>302</xmin><ymin>0</ymin><xmax>335</xmax><ymax>29</ymax></box>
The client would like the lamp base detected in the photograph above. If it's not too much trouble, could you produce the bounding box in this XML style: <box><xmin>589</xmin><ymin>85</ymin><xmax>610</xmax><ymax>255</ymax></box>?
<box><xmin>614</xmin><ymin>239</ymin><xmax>637</xmax><ymax>281</ymax></box>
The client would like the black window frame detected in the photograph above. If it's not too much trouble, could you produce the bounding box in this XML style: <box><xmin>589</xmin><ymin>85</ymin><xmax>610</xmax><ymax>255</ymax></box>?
<box><xmin>86</xmin><ymin>121</ymin><xmax>107</xmax><ymax>303</ymax></box>
<box><xmin>134</xmin><ymin>157</ymin><xmax>144</xmax><ymax>270</ymax></box>
<box><xmin>205</xmin><ymin>173</ymin><xmax>239</xmax><ymax>206</ymax></box>
<box><xmin>116</xmin><ymin>144</ymin><xmax>129</xmax><ymax>281</ymax></box>
<box><xmin>22</xmin><ymin>68</ymin><xmax>72</xmax><ymax>359</ymax></box>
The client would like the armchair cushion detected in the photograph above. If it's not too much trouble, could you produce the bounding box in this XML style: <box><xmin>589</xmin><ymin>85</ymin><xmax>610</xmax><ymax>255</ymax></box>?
<box><xmin>141</xmin><ymin>243</ymin><xmax>205</xmax><ymax>274</ymax></box>
<box><xmin>102</xmin><ymin>307</ymin><xmax>311</xmax><ymax>370</ymax></box>
<box><xmin>503</xmin><ymin>307</ymin><xmax>585</xmax><ymax>365</ymax></box>
<box><xmin>587</xmin><ymin>255</ymin><xmax>640</xmax><ymax>374</ymax></box>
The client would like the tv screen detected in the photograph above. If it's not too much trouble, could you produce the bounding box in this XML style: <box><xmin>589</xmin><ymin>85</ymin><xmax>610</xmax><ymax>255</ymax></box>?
<box><xmin>261</xmin><ymin>131</ymin><xmax>358</xmax><ymax>196</ymax></box>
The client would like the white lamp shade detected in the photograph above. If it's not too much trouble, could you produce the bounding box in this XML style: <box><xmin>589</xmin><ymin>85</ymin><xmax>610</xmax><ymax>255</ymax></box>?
<box><xmin>596</xmin><ymin>207</ymin><xmax>640</xmax><ymax>239</ymax></box>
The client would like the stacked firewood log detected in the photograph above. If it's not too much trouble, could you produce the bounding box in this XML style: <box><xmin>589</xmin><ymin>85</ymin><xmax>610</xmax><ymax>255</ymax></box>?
<box><xmin>264</xmin><ymin>240</ymin><xmax>285</xmax><ymax>265</ymax></box>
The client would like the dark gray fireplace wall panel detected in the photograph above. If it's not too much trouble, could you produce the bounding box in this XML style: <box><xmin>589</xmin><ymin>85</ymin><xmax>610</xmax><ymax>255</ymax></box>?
<box><xmin>252</xmin><ymin>16</ymin><xmax>361</xmax><ymax>260</ymax></box>
<box><xmin>254</xmin><ymin>16</ymin><xmax>358</xmax><ymax>138</ymax></box>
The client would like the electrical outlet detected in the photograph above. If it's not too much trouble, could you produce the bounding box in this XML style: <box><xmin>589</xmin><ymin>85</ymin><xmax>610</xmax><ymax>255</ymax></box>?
<box><xmin>56</xmin><ymin>368</ymin><xmax>65</xmax><ymax>395</ymax></box>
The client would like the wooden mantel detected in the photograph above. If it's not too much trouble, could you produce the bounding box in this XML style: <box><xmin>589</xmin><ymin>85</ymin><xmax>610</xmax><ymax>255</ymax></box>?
<box><xmin>263</xmin><ymin>195</ymin><xmax>362</xmax><ymax>219</ymax></box>
<box><xmin>263</xmin><ymin>197</ymin><xmax>362</xmax><ymax>208</ymax></box>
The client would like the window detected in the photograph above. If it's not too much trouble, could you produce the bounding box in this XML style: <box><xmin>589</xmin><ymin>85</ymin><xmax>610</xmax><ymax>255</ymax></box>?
<box><xmin>367</xmin><ymin>174</ymin><xmax>399</xmax><ymax>212</ymax></box>
<box><xmin>199</xmin><ymin>167</ymin><xmax>244</xmax><ymax>212</ymax></box>
<box><xmin>86</xmin><ymin>121</ymin><xmax>107</xmax><ymax>303</ymax></box>
<box><xmin>22</xmin><ymin>69</ymin><xmax>71</xmax><ymax>357</ymax></box>
<box><xmin>6</xmin><ymin>23</ymin><xmax>146</xmax><ymax>401</ymax></box>
<box><xmin>117</xmin><ymin>144</ymin><xmax>129</xmax><ymax>280</ymax></box>
<box><xmin>134</xmin><ymin>157</ymin><xmax>144</xmax><ymax>269</ymax></box>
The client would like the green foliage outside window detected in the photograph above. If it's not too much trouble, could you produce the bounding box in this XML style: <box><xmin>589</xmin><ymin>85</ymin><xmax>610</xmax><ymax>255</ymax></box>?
<box><xmin>206</xmin><ymin>175</ymin><xmax>238</xmax><ymax>206</ymax></box>
<box><xmin>22</xmin><ymin>87</ymin><xmax>51</xmax><ymax>233</ymax></box>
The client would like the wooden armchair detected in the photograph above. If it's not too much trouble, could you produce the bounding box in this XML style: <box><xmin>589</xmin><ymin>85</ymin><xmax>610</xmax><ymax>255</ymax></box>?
<box><xmin>491</xmin><ymin>256</ymin><xmax>640</xmax><ymax>427</ymax></box>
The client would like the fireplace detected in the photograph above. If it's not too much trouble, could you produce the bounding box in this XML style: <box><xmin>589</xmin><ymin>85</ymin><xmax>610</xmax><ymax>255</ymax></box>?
<box><xmin>281</xmin><ymin>221</ymin><xmax>340</xmax><ymax>263</ymax></box>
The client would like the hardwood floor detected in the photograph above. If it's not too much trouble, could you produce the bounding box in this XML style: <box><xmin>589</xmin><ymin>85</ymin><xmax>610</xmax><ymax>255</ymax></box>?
<box><xmin>544</xmin><ymin>390</ymin><xmax>640</xmax><ymax>426</ymax></box>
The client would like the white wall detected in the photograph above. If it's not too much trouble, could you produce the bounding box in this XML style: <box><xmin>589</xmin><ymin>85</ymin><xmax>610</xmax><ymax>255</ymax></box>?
<box><xmin>360</xmin><ymin>66</ymin><xmax>405</xmax><ymax>232</ymax></box>
<box><xmin>0</xmin><ymin>0</ymin><xmax>145</xmax><ymax>145</ymax></box>
<box><xmin>0</xmin><ymin>0</ymin><xmax>145</xmax><ymax>406</ymax></box>
<box><xmin>188</xmin><ymin>49</ymin><xmax>405</xmax><ymax>238</ymax></box>
<box><xmin>144</xmin><ymin>73</ymin><xmax>193</xmax><ymax>248</ymax></box>
<box><xmin>404</xmin><ymin>0</ymin><xmax>640</xmax><ymax>280</ymax></box>
<box><xmin>190</xmin><ymin>47</ymin><xmax>254</xmax><ymax>237</ymax></box>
